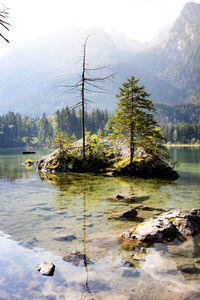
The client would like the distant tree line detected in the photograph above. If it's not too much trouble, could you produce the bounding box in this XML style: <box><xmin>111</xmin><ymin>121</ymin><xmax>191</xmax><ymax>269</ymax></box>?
<box><xmin>155</xmin><ymin>102</ymin><xmax>200</xmax><ymax>144</ymax></box>
<box><xmin>2</xmin><ymin>102</ymin><xmax>200</xmax><ymax>148</ymax></box>
<box><xmin>0</xmin><ymin>108</ymin><xmax>109</xmax><ymax>148</ymax></box>
<box><xmin>155</xmin><ymin>102</ymin><xmax>200</xmax><ymax>124</ymax></box>
<box><xmin>161</xmin><ymin>123</ymin><xmax>200</xmax><ymax>144</ymax></box>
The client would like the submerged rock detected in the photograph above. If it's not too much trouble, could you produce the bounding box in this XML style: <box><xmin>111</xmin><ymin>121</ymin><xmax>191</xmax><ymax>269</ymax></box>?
<box><xmin>115</xmin><ymin>194</ymin><xmax>125</xmax><ymax>200</ymax></box>
<box><xmin>63</xmin><ymin>251</ymin><xmax>92</xmax><ymax>266</ymax></box>
<box><xmin>53</xmin><ymin>234</ymin><xmax>77</xmax><ymax>242</ymax></box>
<box><xmin>37</xmin><ymin>261</ymin><xmax>55</xmax><ymax>276</ymax></box>
<box><xmin>84</xmin><ymin>295</ymin><xmax>102</xmax><ymax>300</ymax></box>
<box><xmin>109</xmin><ymin>194</ymin><xmax>149</xmax><ymax>203</ymax></box>
<box><xmin>110</xmin><ymin>209</ymin><xmax>138</xmax><ymax>220</ymax></box>
<box><xmin>177</xmin><ymin>263</ymin><xmax>200</xmax><ymax>274</ymax></box>
<box><xmin>120</xmin><ymin>209</ymin><xmax>200</xmax><ymax>246</ymax></box>
<box><xmin>191</xmin><ymin>208</ymin><xmax>200</xmax><ymax>216</ymax></box>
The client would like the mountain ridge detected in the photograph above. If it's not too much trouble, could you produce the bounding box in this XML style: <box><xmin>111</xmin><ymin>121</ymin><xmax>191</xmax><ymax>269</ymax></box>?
<box><xmin>0</xmin><ymin>1</ymin><xmax>199</xmax><ymax>115</ymax></box>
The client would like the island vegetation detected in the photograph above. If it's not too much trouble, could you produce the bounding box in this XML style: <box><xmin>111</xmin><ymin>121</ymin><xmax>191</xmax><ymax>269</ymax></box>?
<box><xmin>38</xmin><ymin>76</ymin><xmax>178</xmax><ymax>179</ymax></box>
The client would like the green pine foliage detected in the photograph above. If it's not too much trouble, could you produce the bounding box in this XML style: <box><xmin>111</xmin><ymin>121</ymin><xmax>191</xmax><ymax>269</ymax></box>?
<box><xmin>106</xmin><ymin>76</ymin><xmax>167</xmax><ymax>163</ymax></box>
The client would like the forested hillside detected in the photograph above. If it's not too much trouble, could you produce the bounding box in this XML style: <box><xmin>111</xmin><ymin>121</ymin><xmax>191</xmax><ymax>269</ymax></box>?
<box><xmin>155</xmin><ymin>102</ymin><xmax>200</xmax><ymax>124</ymax></box>
<box><xmin>156</xmin><ymin>102</ymin><xmax>200</xmax><ymax>144</ymax></box>
<box><xmin>1</xmin><ymin>103</ymin><xmax>200</xmax><ymax>147</ymax></box>
<box><xmin>0</xmin><ymin>108</ymin><xmax>109</xmax><ymax>148</ymax></box>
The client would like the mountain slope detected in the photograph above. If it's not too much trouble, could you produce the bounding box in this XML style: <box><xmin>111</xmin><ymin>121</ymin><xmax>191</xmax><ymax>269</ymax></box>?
<box><xmin>156</xmin><ymin>1</ymin><xmax>200</xmax><ymax>102</ymax></box>
<box><xmin>0</xmin><ymin>2</ymin><xmax>200</xmax><ymax>115</ymax></box>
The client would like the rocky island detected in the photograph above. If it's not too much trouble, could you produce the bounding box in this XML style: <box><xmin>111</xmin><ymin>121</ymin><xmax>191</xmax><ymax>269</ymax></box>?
<box><xmin>37</xmin><ymin>147</ymin><xmax>178</xmax><ymax>180</ymax></box>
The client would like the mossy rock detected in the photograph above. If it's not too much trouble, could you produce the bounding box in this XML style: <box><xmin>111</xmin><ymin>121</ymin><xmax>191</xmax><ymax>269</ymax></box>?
<box><xmin>112</xmin><ymin>154</ymin><xmax>179</xmax><ymax>180</ymax></box>
<box><xmin>38</xmin><ymin>149</ymin><xmax>111</xmax><ymax>174</ymax></box>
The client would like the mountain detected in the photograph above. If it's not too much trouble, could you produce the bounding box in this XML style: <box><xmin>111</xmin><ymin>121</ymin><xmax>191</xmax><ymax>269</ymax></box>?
<box><xmin>129</xmin><ymin>1</ymin><xmax>200</xmax><ymax>104</ymax></box>
<box><xmin>0</xmin><ymin>27</ymin><xmax>126</xmax><ymax>115</ymax></box>
<box><xmin>158</xmin><ymin>1</ymin><xmax>200</xmax><ymax>103</ymax></box>
<box><xmin>145</xmin><ymin>25</ymin><xmax>171</xmax><ymax>48</ymax></box>
<box><xmin>0</xmin><ymin>2</ymin><xmax>200</xmax><ymax>115</ymax></box>
<box><xmin>109</xmin><ymin>28</ymin><xmax>146</xmax><ymax>52</ymax></box>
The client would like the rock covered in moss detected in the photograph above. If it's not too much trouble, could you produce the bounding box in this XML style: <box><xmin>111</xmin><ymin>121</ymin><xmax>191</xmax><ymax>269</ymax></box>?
<box><xmin>120</xmin><ymin>209</ymin><xmax>200</xmax><ymax>246</ymax></box>
<box><xmin>112</xmin><ymin>153</ymin><xmax>179</xmax><ymax>179</ymax></box>
<box><xmin>38</xmin><ymin>149</ymin><xmax>110</xmax><ymax>173</ymax></box>
<box><xmin>38</xmin><ymin>149</ymin><xmax>80</xmax><ymax>173</ymax></box>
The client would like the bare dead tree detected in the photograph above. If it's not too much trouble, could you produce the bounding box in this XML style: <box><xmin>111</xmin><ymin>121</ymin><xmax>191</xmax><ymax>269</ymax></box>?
<box><xmin>58</xmin><ymin>34</ymin><xmax>115</xmax><ymax>160</ymax></box>
<box><xmin>0</xmin><ymin>4</ymin><xmax>10</xmax><ymax>43</ymax></box>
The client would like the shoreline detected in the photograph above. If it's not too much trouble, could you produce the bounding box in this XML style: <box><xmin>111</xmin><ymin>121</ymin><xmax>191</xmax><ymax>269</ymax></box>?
<box><xmin>165</xmin><ymin>144</ymin><xmax>200</xmax><ymax>147</ymax></box>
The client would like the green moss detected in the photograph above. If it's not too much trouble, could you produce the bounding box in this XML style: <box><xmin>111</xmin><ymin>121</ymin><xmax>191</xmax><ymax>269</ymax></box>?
<box><xmin>132</xmin><ymin>224</ymin><xmax>138</xmax><ymax>232</ymax></box>
<box><xmin>113</xmin><ymin>157</ymin><xmax>130</xmax><ymax>170</ymax></box>
<box><xmin>169</xmin><ymin>217</ymin><xmax>176</xmax><ymax>222</ymax></box>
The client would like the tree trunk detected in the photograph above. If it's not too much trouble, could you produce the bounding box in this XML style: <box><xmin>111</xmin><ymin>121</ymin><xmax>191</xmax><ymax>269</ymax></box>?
<box><xmin>130</xmin><ymin>125</ymin><xmax>134</xmax><ymax>164</ymax></box>
<box><xmin>81</xmin><ymin>41</ymin><xmax>86</xmax><ymax>160</ymax></box>
<box><xmin>130</xmin><ymin>93</ymin><xmax>134</xmax><ymax>164</ymax></box>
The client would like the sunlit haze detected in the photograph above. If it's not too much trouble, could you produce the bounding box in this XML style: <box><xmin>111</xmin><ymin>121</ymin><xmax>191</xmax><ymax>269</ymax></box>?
<box><xmin>0</xmin><ymin>0</ymin><xmax>200</xmax><ymax>56</ymax></box>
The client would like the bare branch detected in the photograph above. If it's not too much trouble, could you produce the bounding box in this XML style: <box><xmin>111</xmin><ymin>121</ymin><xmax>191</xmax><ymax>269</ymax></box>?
<box><xmin>82</xmin><ymin>33</ymin><xmax>94</xmax><ymax>48</ymax></box>
<box><xmin>0</xmin><ymin>5</ymin><xmax>10</xmax><ymax>43</ymax></box>
<box><xmin>85</xmin><ymin>73</ymin><xmax>116</xmax><ymax>82</ymax></box>
<box><xmin>85</xmin><ymin>66</ymin><xmax>108</xmax><ymax>71</ymax></box>
<box><xmin>54</xmin><ymin>82</ymin><xmax>81</xmax><ymax>88</ymax></box>
<box><xmin>59</xmin><ymin>86</ymin><xmax>80</xmax><ymax>95</ymax></box>
<box><xmin>55</xmin><ymin>89</ymin><xmax>79</xmax><ymax>99</ymax></box>
<box><xmin>70</xmin><ymin>101</ymin><xmax>82</xmax><ymax>111</ymax></box>
<box><xmin>84</xmin><ymin>99</ymin><xmax>94</xmax><ymax>103</ymax></box>
<box><xmin>85</xmin><ymin>88</ymin><xmax>111</xmax><ymax>94</ymax></box>
<box><xmin>0</xmin><ymin>32</ymin><xmax>9</xmax><ymax>43</ymax></box>
<box><xmin>85</xmin><ymin>81</ymin><xmax>111</xmax><ymax>93</ymax></box>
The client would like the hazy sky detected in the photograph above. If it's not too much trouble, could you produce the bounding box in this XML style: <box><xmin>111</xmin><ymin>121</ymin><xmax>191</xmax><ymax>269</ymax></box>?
<box><xmin>0</xmin><ymin>0</ymin><xmax>200</xmax><ymax>56</ymax></box>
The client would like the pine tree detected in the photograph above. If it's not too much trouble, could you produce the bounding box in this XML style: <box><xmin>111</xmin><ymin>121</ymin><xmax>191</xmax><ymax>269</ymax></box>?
<box><xmin>106</xmin><ymin>76</ymin><xmax>166</xmax><ymax>163</ymax></box>
<box><xmin>37</xmin><ymin>114</ymin><xmax>53</xmax><ymax>147</ymax></box>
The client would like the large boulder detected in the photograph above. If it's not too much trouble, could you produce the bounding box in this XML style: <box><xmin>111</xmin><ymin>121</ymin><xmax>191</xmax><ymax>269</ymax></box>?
<box><xmin>120</xmin><ymin>210</ymin><xmax>200</xmax><ymax>246</ymax></box>
<box><xmin>38</xmin><ymin>149</ymin><xmax>81</xmax><ymax>173</ymax></box>
<box><xmin>38</xmin><ymin>149</ymin><xmax>110</xmax><ymax>173</ymax></box>
<box><xmin>113</xmin><ymin>153</ymin><xmax>179</xmax><ymax>179</ymax></box>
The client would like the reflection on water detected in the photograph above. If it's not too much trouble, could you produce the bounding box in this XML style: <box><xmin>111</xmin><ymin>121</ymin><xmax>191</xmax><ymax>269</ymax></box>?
<box><xmin>0</xmin><ymin>149</ymin><xmax>46</xmax><ymax>182</ymax></box>
<box><xmin>0</xmin><ymin>147</ymin><xmax>200</xmax><ymax>299</ymax></box>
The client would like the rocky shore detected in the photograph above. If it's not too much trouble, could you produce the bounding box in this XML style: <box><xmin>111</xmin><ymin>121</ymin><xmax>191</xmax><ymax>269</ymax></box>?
<box><xmin>120</xmin><ymin>209</ymin><xmax>200</xmax><ymax>246</ymax></box>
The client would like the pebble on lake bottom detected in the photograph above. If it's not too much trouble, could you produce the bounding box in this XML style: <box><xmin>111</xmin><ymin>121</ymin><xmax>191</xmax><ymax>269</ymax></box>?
<box><xmin>37</xmin><ymin>261</ymin><xmax>55</xmax><ymax>276</ymax></box>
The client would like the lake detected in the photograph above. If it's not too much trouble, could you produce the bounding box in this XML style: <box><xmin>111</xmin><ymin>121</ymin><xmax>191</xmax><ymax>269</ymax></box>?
<box><xmin>0</xmin><ymin>147</ymin><xmax>200</xmax><ymax>300</ymax></box>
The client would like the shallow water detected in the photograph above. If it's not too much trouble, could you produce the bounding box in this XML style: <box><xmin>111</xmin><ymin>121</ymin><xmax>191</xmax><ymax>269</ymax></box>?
<box><xmin>0</xmin><ymin>147</ymin><xmax>200</xmax><ymax>299</ymax></box>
